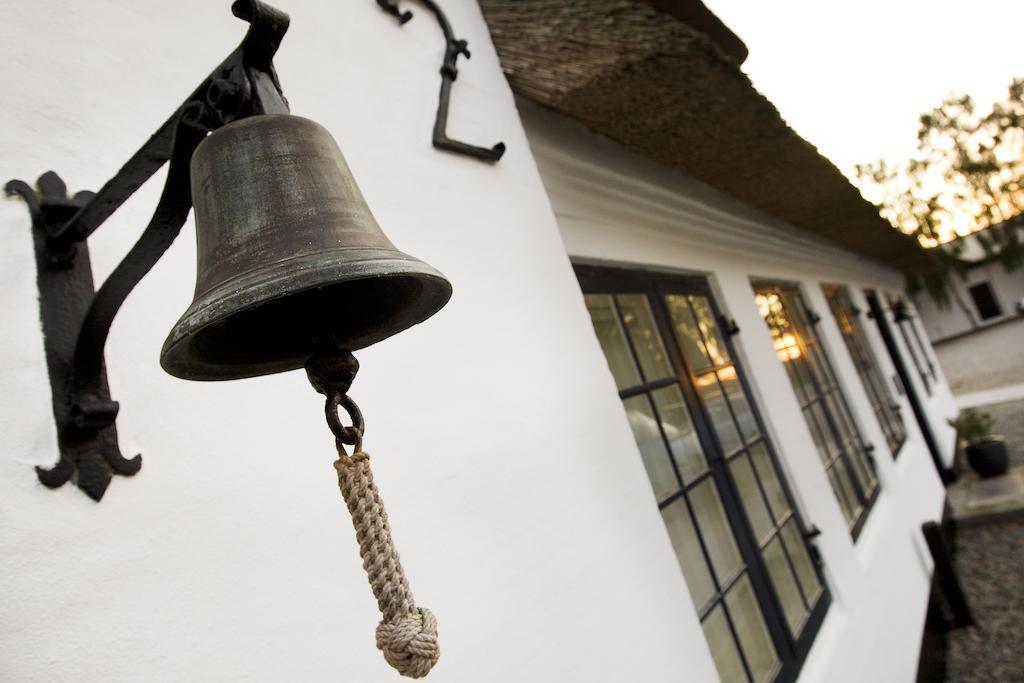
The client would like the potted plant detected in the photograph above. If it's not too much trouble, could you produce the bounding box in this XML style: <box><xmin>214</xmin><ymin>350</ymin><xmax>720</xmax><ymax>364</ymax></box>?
<box><xmin>949</xmin><ymin>409</ymin><xmax>1010</xmax><ymax>478</ymax></box>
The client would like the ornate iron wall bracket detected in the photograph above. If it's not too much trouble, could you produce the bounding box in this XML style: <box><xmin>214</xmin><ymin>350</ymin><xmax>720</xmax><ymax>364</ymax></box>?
<box><xmin>377</xmin><ymin>0</ymin><xmax>505</xmax><ymax>162</ymax></box>
<box><xmin>718</xmin><ymin>315</ymin><xmax>740</xmax><ymax>336</ymax></box>
<box><xmin>892</xmin><ymin>298</ymin><xmax>911</xmax><ymax>323</ymax></box>
<box><xmin>4</xmin><ymin>0</ymin><xmax>290</xmax><ymax>501</ymax></box>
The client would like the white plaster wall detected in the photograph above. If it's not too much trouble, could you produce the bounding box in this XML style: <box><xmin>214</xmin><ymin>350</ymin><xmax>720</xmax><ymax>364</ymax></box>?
<box><xmin>519</xmin><ymin>100</ymin><xmax>953</xmax><ymax>683</ymax></box>
<box><xmin>0</xmin><ymin>2</ymin><xmax>724</xmax><ymax>681</ymax></box>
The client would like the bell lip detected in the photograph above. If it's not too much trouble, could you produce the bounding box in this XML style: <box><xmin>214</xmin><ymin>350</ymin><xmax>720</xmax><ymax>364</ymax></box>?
<box><xmin>159</xmin><ymin>247</ymin><xmax>452</xmax><ymax>381</ymax></box>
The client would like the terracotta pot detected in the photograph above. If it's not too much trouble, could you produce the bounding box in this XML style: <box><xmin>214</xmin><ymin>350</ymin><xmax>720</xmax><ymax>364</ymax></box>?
<box><xmin>966</xmin><ymin>436</ymin><xmax>1009</xmax><ymax>479</ymax></box>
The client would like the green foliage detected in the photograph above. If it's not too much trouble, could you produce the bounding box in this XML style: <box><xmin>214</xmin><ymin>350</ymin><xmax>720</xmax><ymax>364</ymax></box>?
<box><xmin>948</xmin><ymin>408</ymin><xmax>995</xmax><ymax>446</ymax></box>
<box><xmin>904</xmin><ymin>247</ymin><xmax>970</xmax><ymax>308</ymax></box>
<box><xmin>855</xmin><ymin>78</ymin><xmax>1024</xmax><ymax>303</ymax></box>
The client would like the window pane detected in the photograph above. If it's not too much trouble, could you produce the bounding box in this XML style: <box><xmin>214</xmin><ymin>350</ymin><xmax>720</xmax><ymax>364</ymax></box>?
<box><xmin>803</xmin><ymin>404</ymin><xmax>831</xmax><ymax>465</ymax></box>
<box><xmin>690</xmin><ymin>478</ymin><xmax>744</xmax><ymax>582</ymax></box>
<box><xmin>749</xmin><ymin>442</ymin><xmax>791</xmax><ymax>523</ymax></box>
<box><xmin>690</xmin><ymin>295</ymin><xmax>731</xmax><ymax>366</ymax></box>
<box><xmin>697</xmin><ymin>371</ymin><xmax>743</xmax><ymax>455</ymax></box>
<box><xmin>784</xmin><ymin>354</ymin><xmax>815</xmax><ymax>406</ymax></box>
<box><xmin>584</xmin><ymin>294</ymin><xmax>641</xmax><ymax>390</ymax></box>
<box><xmin>780</xmin><ymin>519</ymin><xmax>822</xmax><ymax>605</ymax></box>
<box><xmin>849</xmin><ymin>448</ymin><xmax>876</xmax><ymax>498</ymax></box>
<box><xmin>763</xmin><ymin>535</ymin><xmax>809</xmax><ymax>636</ymax></box>
<box><xmin>702</xmin><ymin>604</ymin><xmax>748</xmax><ymax>683</ymax></box>
<box><xmin>826</xmin><ymin>465</ymin><xmax>859</xmax><ymax>526</ymax></box>
<box><xmin>725</xmin><ymin>576</ymin><xmax>780</xmax><ymax>683</ymax></box>
<box><xmin>651</xmin><ymin>385</ymin><xmax>707</xmax><ymax>482</ymax></box>
<box><xmin>617</xmin><ymin>294</ymin><xmax>673</xmax><ymax>382</ymax></box>
<box><xmin>824</xmin><ymin>286</ymin><xmax>906</xmax><ymax>457</ymax></box>
<box><xmin>755</xmin><ymin>283</ymin><xmax>878</xmax><ymax>536</ymax></box>
<box><xmin>729</xmin><ymin>454</ymin><xmax>774</xmax><ymax>543</ymax></box>
<box><xmin>825</xmin><ymin>394</ymin><xmax>856</xmax><ymax>445</ymax></box>
<box><xmin>665</xmin><ymin>294</ymin><xmax>712</xmax><ymax>370</ymax></box>
<box><xmin>661</xmin><ymin>498</ymin><xmax>716</xmax><ymax>610</ymax></box>
<box><xmin>718</xmin><ymin>366</ymin><xmax>760</xmax><ymax>444</ymax></box>
<box><xmin>623</xmin><ymin>395</ymin><xmax>679</xmax><ymax>502</ymax></box>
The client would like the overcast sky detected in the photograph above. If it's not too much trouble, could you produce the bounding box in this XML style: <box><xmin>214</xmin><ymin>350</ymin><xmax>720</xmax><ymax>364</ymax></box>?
<box><xmin>704</xmin><ymin>1</ymin><xmax>1024</xmax><ymax>181</ymax></box>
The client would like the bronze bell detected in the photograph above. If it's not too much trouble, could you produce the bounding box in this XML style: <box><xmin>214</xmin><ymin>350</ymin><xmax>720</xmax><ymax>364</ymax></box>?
<box><xmin>160</xmin><ymin>115</ymin><xmax>452</xmax><ymax>380</ymax></box>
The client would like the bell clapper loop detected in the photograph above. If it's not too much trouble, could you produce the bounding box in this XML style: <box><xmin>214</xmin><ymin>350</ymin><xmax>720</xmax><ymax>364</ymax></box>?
<box><xmin>326</xmin><ymin>392</ymin><xmax>365</xmax><ymax>457</ymax></box>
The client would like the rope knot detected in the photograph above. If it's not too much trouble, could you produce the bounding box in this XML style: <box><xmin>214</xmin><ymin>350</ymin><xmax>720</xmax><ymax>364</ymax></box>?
<box><xmin>376</xmin><ymin>607</ymin><xmax>440</xmax><ymax>678</ymax></box>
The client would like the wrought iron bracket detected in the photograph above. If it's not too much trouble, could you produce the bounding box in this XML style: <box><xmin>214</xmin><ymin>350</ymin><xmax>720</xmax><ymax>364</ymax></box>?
<box><xmin>802</xmin><ymin>525</ymin><xmax>823</xmax><ymax>567</ymax></box>
<box><xmin>717</xmin><ymin>315</ymin><xmax>740</xmax><ymax>336</ymax></box>
<box><xmin>377</xmin><ymin>0</ymin><xmax>505</xmax><ymax>162</ymax></box>
<box><xmin>4</xmin><ymin>0</ymin><xmax>291</xmax><ymax>501</ymax></box>
<box><xmin>892</xmin><ymin>298</ymin><xmax>912</xmax><ymax>323</ymax></box>
<box><xmin>864</xmin><ymin>443</ymin><xmax>877</xmax><ymax>468</ymax></box>
<box><xmin>805</xmin><ymin>308</ymin><xmax>823</xmax><ymax>325</ymax></box>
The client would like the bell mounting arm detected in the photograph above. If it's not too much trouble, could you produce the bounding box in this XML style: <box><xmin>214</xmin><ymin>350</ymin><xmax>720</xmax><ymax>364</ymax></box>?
<box><xmin>3</xmin><ymin>0</ymin><xmax>291</xmax><ymax>501</ymax></box>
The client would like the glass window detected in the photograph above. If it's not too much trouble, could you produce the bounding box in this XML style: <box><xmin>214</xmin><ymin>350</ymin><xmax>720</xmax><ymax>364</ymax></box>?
<box><xmin>754</xmin><ymin>284</ymin><xmax>880</xmax><ymax>537</ymax></box>
<box><xmin>579</xmin><ymin>267</ymin><xmax>830</xmax><ymax>683</ymax></box>
<box><xmin>967</xmin><ymin>281</ymin><xmax>1003</xmax><ymax>320</ymax></box>
<box><xmin>887</xmin><ymin>295</ymin><xmax>935</xmax><ymax>394</ymax></box>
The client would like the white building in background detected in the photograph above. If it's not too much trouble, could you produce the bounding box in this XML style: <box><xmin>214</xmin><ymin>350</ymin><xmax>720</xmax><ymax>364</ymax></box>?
<box><xmin>0</xmin><ymin>1</ymin><xmax>961</xmax><ymax>682</ymax></box>
<box><xmin>911</xmin><ymin>220</ymin><xmax>1024</xmax><ymax>343</ymax></box>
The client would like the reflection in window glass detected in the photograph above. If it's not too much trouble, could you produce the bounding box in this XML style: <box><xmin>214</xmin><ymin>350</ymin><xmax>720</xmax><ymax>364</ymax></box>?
<box><xmin>690</xmin><ymin>295</ymin><xmax>731</xmax><ymax>367</ymax></box>
<box><xmin>763</xmin><ymin>536</ymin><xmax>809</xmax><ymax>636</ymax></box>
<box><xmin>623</xmin><ymin>395</ymin><xmax>678</xmax><ymax>502</ymax></box>
<box><xmin>585</xmin><ymin>294</ymin><xmax>641</xmax><ymax>390</ymax></box>
<box><xmin>749</xmin><ymin>443</ymin><xmax>790</xmax><ymax>522</ymax></box>
<box><xmin>781</xmin><ymin>519</ymin><xmax>822</xmax><ymax>605</ymax></box>
<box><xmin>703</xmin><ymin>605</ymin><xmax>748</xmax><ymax>683</ymax></box>
<box><xmin>823</xmin><ymin>285</ymin><xmax>906</xmax><ymax>456</ymax></box>
<box><xmin>690</xmin><ymin>478</ymin><xmax>744</xmax><ymax>582</ymax></box>
<box><xmin>662</xmin><ymin>498</ymin><xmax>717</xmax><ymax>610</ymax></box>
<box><xmin>617</xmin><ymin>294</ymin><xmax>673</xmax><ymax>382</ymax></box>
<box><xmin>725</xmin><ymin>576</ymin><xmax>781</xmax><ymax>683</ymax></box>
<box><xmin>718</xmin><ymin>366</ymin><xmax>760</xmax><ymax>444</ymax></box>
<box><xmin>729</xmin><ymin>454</ymin><xmax>774</xmax><ymax>542</ymax></box>
<box><xmin>697</xmin><ymin>371</ymin><xmax>743</xmax><ymax>455</ymax></box>
<box><xmin>754</xmin><ymin>284</ymin><xmax>879</xmax><ymax>536</ymax></box>
<box><xmin>651</xmin><ymin>385</ymin><xmax>707</xmax><ymax>482</ymax></box>
<box><xmin>665</xmin><ymin>295</ymin><xmax>711</xmax><ymax>370</ymax></box>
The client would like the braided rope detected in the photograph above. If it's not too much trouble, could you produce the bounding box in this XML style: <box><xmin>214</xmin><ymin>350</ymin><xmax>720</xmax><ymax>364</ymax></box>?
<box><xmin>334</xmin><ymin>450</ymin><xmax>440</xmax><ymax>678</ymax></box>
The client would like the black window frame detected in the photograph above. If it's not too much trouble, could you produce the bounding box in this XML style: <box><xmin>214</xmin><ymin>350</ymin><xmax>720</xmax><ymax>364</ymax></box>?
<box><xmin>753</xmin><ymin>282</ymin><xmax>881</xmax><ymax>540</ymax></box>
<box><xmin>888</xmin><ymin>295</ymin><xmax>936</xmax><ymax>395</ymax></box>
<box><xmin>822</xmin><ymin>285</ymin><xmax>907</xmax><ymax>458</ymax></box>
<box><xmin>577</xmin><ymin>264</ymin><xmax>830</xmax><ymax>683</ymax></box>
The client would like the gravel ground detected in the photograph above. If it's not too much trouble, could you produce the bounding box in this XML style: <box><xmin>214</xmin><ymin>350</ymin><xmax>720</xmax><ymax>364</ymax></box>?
<box><xmin>934</xmin><ymin>318</ymin><xmax>1024</xmax><ymax>394</ymax></box>
<box><xmin>945</xmin><ymin>517</ymin><xmax>1024</xmax><ymax>681</ymax></box>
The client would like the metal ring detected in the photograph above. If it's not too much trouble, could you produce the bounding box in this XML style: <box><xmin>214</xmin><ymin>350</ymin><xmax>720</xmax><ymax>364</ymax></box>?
<box><xmin>325</xmin><ymin>392</ymin><xmax>364</xmax><ymax>452</ymax></box>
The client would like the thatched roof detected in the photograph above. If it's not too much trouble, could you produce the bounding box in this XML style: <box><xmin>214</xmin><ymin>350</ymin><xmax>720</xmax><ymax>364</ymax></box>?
<box><xmin>479</xmin><ymin>0</ymin><xmax>930</xmax><ymax>270</ymax></box>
